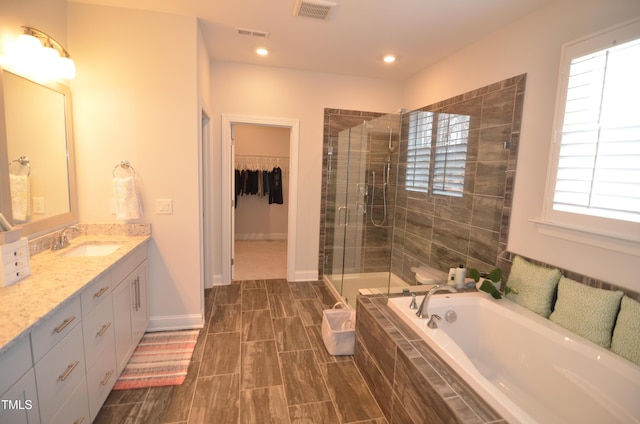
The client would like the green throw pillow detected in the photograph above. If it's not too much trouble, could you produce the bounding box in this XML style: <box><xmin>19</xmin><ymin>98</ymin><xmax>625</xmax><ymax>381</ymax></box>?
<box><xmin>505</xmin><ymin>255</ymin><xmax>561</xmax><ymax>317</ymax></box>
<box><xmin>549</xmin><ymin>277</ymin><xmax>623</xmax><ymax>348</ymax></box>
<box><xmin>611</xmin><ymin>296</ymin><xmax>640</xmax><ymax>366</ymax></box>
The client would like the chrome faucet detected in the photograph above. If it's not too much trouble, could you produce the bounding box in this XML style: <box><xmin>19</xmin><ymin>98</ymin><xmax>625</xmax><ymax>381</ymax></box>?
<box><xmin>415</xmin><ymin>284</ymin><xmax>457</xmax><ymax>320</ymax></box>
<box><xmin>51</xmin><ymin>226</ymin><xmax>77</xmax><ymax>251</ymax></box>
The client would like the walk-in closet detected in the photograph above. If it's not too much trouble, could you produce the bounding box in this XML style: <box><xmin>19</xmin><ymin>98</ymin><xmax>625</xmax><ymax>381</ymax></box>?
<box><xmin>233</xmin><ymin>124</ymin><xmax>290</xmax><ymax>280</ymax></box>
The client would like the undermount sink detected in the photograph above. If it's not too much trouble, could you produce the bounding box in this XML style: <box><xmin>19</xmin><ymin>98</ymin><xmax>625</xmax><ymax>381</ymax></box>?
<box><xmin>61</xmin><ymin>242</ymin><xmax>125</xmax><ymax>257</ymax></box>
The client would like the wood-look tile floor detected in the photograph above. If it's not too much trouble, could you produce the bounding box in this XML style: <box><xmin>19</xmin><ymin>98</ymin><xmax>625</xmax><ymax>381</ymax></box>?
<box><xmin>95</xmin><ymin>279</ymin><xmax>387</xmax><ymax>424</ymax></box>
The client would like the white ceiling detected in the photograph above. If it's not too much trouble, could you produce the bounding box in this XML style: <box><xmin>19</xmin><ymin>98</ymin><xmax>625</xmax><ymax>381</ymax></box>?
<box><xmin>70</xmin><ymin>0</ymin><xmax>553</xmax><ymax>81</ymax></box>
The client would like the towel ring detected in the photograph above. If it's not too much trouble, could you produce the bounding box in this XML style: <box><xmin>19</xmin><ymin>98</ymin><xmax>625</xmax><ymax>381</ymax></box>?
<box><xmin>9</xmin><ymin>156</ymin><xmax>31</xmax><ymax>176</ymax></box>
<box><xmin>112</xmin><ymin>160</ymin><xmax>136</xmax><ymax>178</ymax></box>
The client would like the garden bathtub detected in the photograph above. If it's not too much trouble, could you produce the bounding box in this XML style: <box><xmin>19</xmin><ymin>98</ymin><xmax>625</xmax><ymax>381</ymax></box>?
<box><xmin>388</xmin><ymin>292</ymin><xmax>640</xmax><ymax>423</ymax></box>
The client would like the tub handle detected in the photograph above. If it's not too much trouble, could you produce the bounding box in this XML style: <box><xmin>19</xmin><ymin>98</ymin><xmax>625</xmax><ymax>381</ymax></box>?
<box><xmin>409</xmin><ymin>293</ymin><xmax>417</xmax><ymax>309</ymax></box>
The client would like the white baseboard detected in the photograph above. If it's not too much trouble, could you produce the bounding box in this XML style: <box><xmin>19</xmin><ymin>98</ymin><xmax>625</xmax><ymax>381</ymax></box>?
<box><xmin>209</xmin><ymin>273</ymin><xmax>226</xmax><ymax>287</ymax></box>
<box><xmin>291</xmin><ymin>269</ymin><xmax>318</xmax><ymax>282</ymax></box>
<box><xmin>148</xmin><ymin>313</ymin><xmax>204</xmax><ymax>332</ymax></box>
<box><xmin>235</xmin><ymin>233</ymin><xmax>288</xmax><ymax>241</ymax></box>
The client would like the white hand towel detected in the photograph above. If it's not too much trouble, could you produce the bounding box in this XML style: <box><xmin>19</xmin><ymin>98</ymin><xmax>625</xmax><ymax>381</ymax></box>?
<box><xmin>113</xmin><ymin>176</ymin><xmax>143</xmax><ymax>221</ymax></box>
<box><xmin>10</xmin><ymin>174</ymin><xmax>30</xmax><ymax>222</ymax></box>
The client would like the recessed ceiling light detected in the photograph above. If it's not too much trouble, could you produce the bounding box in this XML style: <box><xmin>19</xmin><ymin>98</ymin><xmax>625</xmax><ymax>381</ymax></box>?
<box><xmin>383</xmin><ymin>55</ymin><xmax>396</xmax><ymax>63</ymax></box>
<box><xmin>256</xmin><ymin>48</ymin><xmax>269</xmax><ymax>56</ymax></box>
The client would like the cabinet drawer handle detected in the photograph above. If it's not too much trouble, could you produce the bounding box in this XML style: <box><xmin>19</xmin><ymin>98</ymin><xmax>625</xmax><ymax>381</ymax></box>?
<box><xmin>100</xmin><ymin>369</ymin><xmax>115</xmax><ymax>386</ymax></box>
<box><xmin>13</xmin><ymin>250</ymin><xmax>23</xmax><ymax>257</ymax></box>
<box><xmin>58</xmin><ymin>360</ymin><xmax>80</xmax><ymax>382</ymax></box>
<box><xmin>94</xmin><ymin>286</ymin><xmax>110</xmax><ymax>298</ymax></box>
<box><xmin>14</xmin><ymin>260</ymin><xmax>24</xmax><ymax>267</ymax></box>
<box><xmin>96</xmin><ymin>322</ymin><xmax>111</xmax><ymax>337</ymax></box>
<box><xmin>73</xmin><ymin>417</ymin><xmax>85</xmax><ymax>424</ymax></box>
<box><xmin>52</xmin><ymin>316</ymin><xmax>76</xmax><ymax>334</ymax></box>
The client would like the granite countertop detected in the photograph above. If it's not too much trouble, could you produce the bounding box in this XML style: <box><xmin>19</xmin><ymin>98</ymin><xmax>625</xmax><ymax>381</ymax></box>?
<box><xmin>0</xmin><ymin>233</ymin><xmax>150</xmax><ymax>355</ymax></box>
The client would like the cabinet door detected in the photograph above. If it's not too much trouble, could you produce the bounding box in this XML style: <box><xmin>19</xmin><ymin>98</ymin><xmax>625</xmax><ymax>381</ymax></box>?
<box><xmin>0</xmin><ymin>368</ymin><xmax>40</xmax><ymax>424</ymax></box>
<box><xmin>131</xmin><ymin>261</ymin><xmax>149</xmax><ymax>346</ymax></box>
<box><xmin>112</xmin><ymin>278</ymin><xmax>133</xmax><ymax>376</ymax></box>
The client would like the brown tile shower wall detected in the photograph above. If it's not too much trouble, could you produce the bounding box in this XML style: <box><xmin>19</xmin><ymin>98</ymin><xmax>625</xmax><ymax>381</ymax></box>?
<box><xmin>392</xmin><ymin>75</ymin><xmax>527</xmax><ymax>283</ymax></box>
<box><xmin>355</xmin><ymin>295</ymin><xmax>506</xmax><ymax>424</ymax></box>
<box><xmin>320</xmin><ymin>76</ymin><xmax>528</xmax><ymax>283</ymax></box>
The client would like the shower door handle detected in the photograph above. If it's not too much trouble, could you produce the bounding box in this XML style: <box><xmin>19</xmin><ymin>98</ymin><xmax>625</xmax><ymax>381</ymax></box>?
<box><xmin>337</xmin><ymin>206</ymin><xmax>350</xmax><ymax>227</ymax></box>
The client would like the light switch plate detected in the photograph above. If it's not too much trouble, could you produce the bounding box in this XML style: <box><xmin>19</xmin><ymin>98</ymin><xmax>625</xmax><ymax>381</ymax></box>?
<box><xmin>156</xmin><ymin>199</ymin><xmax>173</xmax><ymax>214</ymax></box>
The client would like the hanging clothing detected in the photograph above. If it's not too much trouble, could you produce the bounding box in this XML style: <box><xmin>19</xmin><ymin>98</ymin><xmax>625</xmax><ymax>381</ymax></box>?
<box><xmin>263</xmin><ymin>171</ymin><xmax>270</xmax><ymax>195</ymax></box>
<box><xmin>246</xmin><ymin>170</ymin><xmax>259</xmax><ymax>195</ymax></box>
<box><xmin>269</xmin><ymin>166</ymin><xmax>284</xmax><ymax>205</ymax></box>
<box><xmin>257</xmin><ymin>170</ymin><xmax>264</xmax><ymax>197</ymax></box>
<box><xmin>235</xmin><ymin>169</ymin><xmax>242</xmax><ymax>207</ymax></box>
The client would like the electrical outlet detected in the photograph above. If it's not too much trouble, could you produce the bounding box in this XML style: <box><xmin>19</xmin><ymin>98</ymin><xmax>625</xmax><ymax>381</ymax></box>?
<box><xmin>156</xmin><ymin>199</ymin><xmax>173</xmax><ymax>215</ymax></box>
<box><xmin>33</xmin><ymin>197</ymin><xmax>45</xmax><ymax>214</ymax></box>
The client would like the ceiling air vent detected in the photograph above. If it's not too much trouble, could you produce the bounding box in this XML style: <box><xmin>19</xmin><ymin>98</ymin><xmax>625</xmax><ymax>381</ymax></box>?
<box><xmin>292</xmin><ymin>0</ymin><xmax>337</xmax><ymax>21</ymax></box>
<box><xmin>235</xmin><ymin>27</ymin><xmax>270</xmax><ymax>39</ymax></box>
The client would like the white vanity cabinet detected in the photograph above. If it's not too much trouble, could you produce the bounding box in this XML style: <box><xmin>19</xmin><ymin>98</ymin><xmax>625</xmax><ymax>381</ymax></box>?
<box><xmin>112</xmin><ymin>244</ymin><xmax>149</xmax><ymax>376</ymax></box>
<box><xmin>80</xmin><ymin>273</ymin><xmax>117</xmax><ymax>421</ymax></box>
<box><xmin>0</xmin><ymin>336</ymin><xmax>40</xmax><ymax>424</ymax></box>
<box><xmin>0</xmin><ymin>236</ymin><xmax>150</xmax><ymax>424</ymax></box>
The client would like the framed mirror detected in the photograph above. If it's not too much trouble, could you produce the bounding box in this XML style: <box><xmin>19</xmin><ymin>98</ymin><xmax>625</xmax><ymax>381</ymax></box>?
<box><xmin>0</xmin><ymin>67</ymin><xmax>78</xmax><ymax>238</ymax></box>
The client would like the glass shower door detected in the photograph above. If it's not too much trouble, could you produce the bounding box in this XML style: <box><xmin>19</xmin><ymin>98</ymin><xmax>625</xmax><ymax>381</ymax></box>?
<box><xmin>330</xmin><ymin>122</ymin><xmax>368</xmax><ymax>303</ymax></box>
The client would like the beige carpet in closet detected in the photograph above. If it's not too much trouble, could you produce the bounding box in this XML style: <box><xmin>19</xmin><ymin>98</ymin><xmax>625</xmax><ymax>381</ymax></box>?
<box><xmin>233</xmin><ymin>240</ymin><xmax>287</xmax><ymax>280</ymax></box>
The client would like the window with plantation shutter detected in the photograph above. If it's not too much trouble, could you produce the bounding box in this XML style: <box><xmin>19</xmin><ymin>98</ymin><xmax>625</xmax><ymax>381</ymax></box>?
<box><xmin>406</xmin><ymin>111</ymin><xmax>469</xmax><ymax>197</ymax></box>
<box><xmin>540</xmin><ymin>19</ymin><xmax>640</xmax><ymax>252</ymax></box>
<box><xmin>406</xmin><ymin>111</ymin><xmax>432</xmax><ymax>193</ymax></box>
<box><xmin>433</xmin><ymin>113</ymin><xmax>469</xmax><ymax>197</ymax></box>
<box><xmin>553</xmin><ymin>37</ymin><xmax>640</xmax><ymax>222</ymax></box>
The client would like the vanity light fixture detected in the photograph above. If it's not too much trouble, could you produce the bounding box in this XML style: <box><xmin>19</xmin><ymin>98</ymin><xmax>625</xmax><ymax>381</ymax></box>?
<box><xmin>12</xmin><ymin>27</ymin><xmax>76</xmax><ymax>80</ymax></box>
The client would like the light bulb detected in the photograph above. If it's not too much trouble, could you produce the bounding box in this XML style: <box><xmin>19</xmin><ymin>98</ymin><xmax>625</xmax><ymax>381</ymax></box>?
<box><xmin>16</xmin><ymin>34</ymin><xmax>42</xmax><ymax>53</ymax></box>
<box><xmin>57</xmin><ymin>57</ymin><xmax>76</xmax><ymax>79</ymax></box>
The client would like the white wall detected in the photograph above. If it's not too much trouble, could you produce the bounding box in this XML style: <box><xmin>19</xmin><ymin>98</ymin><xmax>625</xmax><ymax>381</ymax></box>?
<box><xmin>67</xmin><ymin>4</ymin><xmax>204</xmax><ymax>329</ymax></box>
<box><xmin>0</xmin><ymin>0</ymin><xmax>67</xmax><ymax>49</ymax></box>
<box><xmin>403</xmin><ymin>0</ymin><xmax>640</xmax><ymax>291</ymax></box>
<box><xmin>209</xmin><ymin>62</ymin><xmax>403</xmax><ymax>281</ymax></box>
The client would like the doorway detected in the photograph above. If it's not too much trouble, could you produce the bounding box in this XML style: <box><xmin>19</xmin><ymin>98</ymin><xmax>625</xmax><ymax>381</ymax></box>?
<box><xmin>221</xmin><ymin>114</ymin><xmax>300</xmax><ymax>283</ymax></box>
<box><xmin>233</xmin><ymin>124</ymin><xmax>290</xmax><ymax>280</ymax></box>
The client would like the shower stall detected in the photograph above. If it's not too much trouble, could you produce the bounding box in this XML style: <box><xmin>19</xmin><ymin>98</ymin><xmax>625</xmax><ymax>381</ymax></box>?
<box><xmin>323</xmin><ymin>111</ymin><xmax>408</xmax><ymax>306</ymax></box>
<box><xmin>321</xmin><ymin>75</ymin><xmax>527</xmax><ymax>308</ymax></box>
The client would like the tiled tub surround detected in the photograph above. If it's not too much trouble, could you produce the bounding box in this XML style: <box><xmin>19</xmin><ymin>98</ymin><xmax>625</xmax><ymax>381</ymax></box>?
<box><xmin>0</xmin><ymin>224</ymin><xmax>151</xmax><ymax>353</ymax></box>
<box><xmin>355</xmin><ymin>293</ymin><xmax>505</xmax><ymax>424</ymax></box>
<box><xmin>387</xmin><ymin>292</ymin><xmax>640</xmax><ymax>423</ymax></box>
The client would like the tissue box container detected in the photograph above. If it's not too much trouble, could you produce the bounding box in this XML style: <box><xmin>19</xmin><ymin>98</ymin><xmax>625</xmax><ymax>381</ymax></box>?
<box><xmin>0</xmin><ymin>229</ymin><xmax>21</xmax><ymax>245</ymax></box>
<box><xmin>321</xmin><ymin>308</ymin><xmax>356</xmax><ymax>356</ymax></box>
<box><xmin>0</xmin><ymin>238</ymin><xmax>30</xmax><ymax>287</ymax></box>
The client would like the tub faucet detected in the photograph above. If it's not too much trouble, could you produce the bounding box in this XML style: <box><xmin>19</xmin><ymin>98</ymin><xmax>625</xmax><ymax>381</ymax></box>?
<box><xmin>427</xmin><ymin>314</ymin><xmax>441</xmax><ymax>329</ymax></box>
<box><xmin>416</xmin><ymin>284</ymin><xmax>457</xmax><ymax>319</ymax></box>
<box><xmin>51</xmin><ymin>226</ymin><xmax>77</xmax><ymax>251</ymax></box>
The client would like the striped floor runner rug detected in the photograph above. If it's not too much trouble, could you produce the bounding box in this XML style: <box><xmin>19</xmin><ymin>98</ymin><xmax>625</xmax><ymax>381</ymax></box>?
<box><xmin>113</xmin><ymin>329</ymin><xmax>200</xmax><ymax>390</ymax></box>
